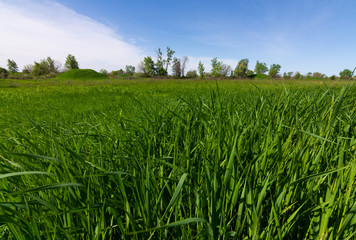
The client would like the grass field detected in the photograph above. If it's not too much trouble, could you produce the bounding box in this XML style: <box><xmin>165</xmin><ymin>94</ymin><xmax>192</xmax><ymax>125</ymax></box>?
<box><xmin>0</xmin><ymin>78</ymin><xmax>355</xmax><ymax>239</ymax></box>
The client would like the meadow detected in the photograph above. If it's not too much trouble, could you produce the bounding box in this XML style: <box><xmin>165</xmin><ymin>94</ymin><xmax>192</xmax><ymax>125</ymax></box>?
<box><xmin>0</xmin><ymin>78</ymin><xmax>355</xmax><ymax>239</ymax></box>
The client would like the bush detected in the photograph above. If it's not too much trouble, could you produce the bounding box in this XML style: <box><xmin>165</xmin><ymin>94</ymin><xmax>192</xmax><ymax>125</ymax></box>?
<box><xmin>0</xmin><ymin>67</ymin><xmax>8</xmax><ymax>79</ymax></box>
<box><xmin>186</xmin><ymin>70</ymin><xmax>198</xmax><ymax>78</ymax></box>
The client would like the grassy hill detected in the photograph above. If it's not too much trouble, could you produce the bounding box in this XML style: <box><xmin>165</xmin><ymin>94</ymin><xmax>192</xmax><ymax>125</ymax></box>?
<box><xmin>56</xmin><ymin>69</ymin><xmax>107</xmax><ymax>80</ymax></box>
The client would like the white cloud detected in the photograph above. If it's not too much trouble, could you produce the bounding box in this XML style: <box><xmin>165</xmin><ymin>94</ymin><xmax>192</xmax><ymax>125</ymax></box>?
<box><xmin>0</xmin><ymin>0</ymin><xmax>145</xmax><ymax>71</ymax></box>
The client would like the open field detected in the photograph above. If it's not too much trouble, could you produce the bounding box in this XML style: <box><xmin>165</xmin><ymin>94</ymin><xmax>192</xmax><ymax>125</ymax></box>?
<box><xmin>0</xmin><ymin>79</ymin><xmax>356</xmax><ymax>239</ymax></box>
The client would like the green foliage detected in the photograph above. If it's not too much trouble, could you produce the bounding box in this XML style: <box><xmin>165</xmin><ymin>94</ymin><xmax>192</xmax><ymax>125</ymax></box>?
<box><xmin>0</xmin><ymin>67</ymin><xmax>8</xmax><ymax>78</ymax></box>
<box><xmin>254</xmin><ymin>60</ymin><xmax>268</xmax><ymax>74</ymax></box>
<box><xmin>269</xmin><ymin>63</ymin><xmax>281</xmax><ymax>78</ymax></box>
<box><xmin>144</xmin><ymin>56</ymin><xmax>156</xmax><ymax>77</ymax></box>
<box><xmin>294</xmin><ymin>72</ymin><xmax>303</xmax><ymax>79</ymax></box>
<box><xmin>198</xmin><ymin>61</ymin><xmax>205</xmax><ymax>79</ymax></box>
<box><xmin>125</xmin><ymin>65</ymin><xmax>135</xmax><ymax>76</ymax></box>
<box><xmin>56</xmin><ymin>69</ymin><xmax>107</xmax><ymax>80</ymax></box>
<box><xmin>255</xmin><ymin>73</ymin><xmax>269</xmax><ymax>79</ymax></box>
<box><xmin>100</xmin><ymin>69</ymin><xmax>108</xmax><ymax>75</ymax></box>
<box><xmin>31</xmin><ymin>57</ymin><xmax>59</xmax><ymax>77</ymax></box>
<box><xmin>65</xmin><ymin>54</ymin><xmax>79</xmax><ymax>70</ymax></box>
<box><xmin>211</xmin><ymin>57</ymin><xmax>222</xmax><ymax>77</ymax></box>
<box><xmin>7</xmin><ymin>59</ymin><xmax>18</xmax><ymax>73</ymax></box>
<box><xmin>172</xmin><ymin>57</ymin><xmax>181</xmax><ymax>78</ymax></box>
<box><xmin>234</xmin><ymin>58</ymin><xmax>249</xmax><ymax>77</ymax></box>
<box><xmin>186</xmin><ymin>70</ymin><xmax>198</xmax><ymax>78</ymax></box>
<box><xmin>246</xmin><ymin>69</ymin><xmax>255</xmax><ymax>78</ymax></box>
<box><xmin>339</xmin><ymin>69</ymin><xmax>353</xmax><ymax>79</ymax></box>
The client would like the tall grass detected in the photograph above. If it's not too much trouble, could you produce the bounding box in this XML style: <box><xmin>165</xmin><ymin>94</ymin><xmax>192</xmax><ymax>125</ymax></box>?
<box><xmin>0</xmin><ymin>81</ymin><xmax>355</xmax><ymax>239</ymax></box>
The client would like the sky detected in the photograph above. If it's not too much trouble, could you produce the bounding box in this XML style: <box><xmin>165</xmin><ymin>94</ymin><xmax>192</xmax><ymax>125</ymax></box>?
<box><xmin>0</xmin><ymin>0</ymin><xmax>356</xmax><ymax>76</ymax></box>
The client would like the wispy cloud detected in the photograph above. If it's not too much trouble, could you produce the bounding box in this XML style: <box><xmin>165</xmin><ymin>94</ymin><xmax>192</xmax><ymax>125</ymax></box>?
<box><xmin>0</xmin><ymin>0</ymin><xmax>145</xmax><ymax>71</ymax></box>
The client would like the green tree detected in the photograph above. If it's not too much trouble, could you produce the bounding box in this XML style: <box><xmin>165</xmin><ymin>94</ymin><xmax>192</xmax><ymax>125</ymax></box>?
<box><xmin>7</xmin><ymin>59</ymin><xmax>18</xmax><ymax>73</ymax></box>
<box><xmin>254</xmin><ymin>61</ymin><xmax>268</xmax><ymax>74</ymax></box>
<box><xmin>155</xmin><ymin>48</ymin><xmax>167</xmax><ymax>76</ymax></box>
<box><xmin>31</xmin><ymin>57</ymin><xmax>59</xmax><ymax>76</ymax></box>
<box><xmin>186</xmin><ymin>70</ymin><xmax>198</xmax><ymax>78</ymax></box>
<box><xmin>339</xmin><ymin>69</ymin><xmax>352</xmax><ymax>79</ymax></box>
<box><xmin>234</xmin><ymin>58</ymin><xmax>249</xmax><ymax>77</ymax></box>
<box><xmin>65</xmin><ymin>54</ymin><xmax>79</xmax><ymax>70</ymax></box>
<box><xmin>211</xmin><ymin>57</ymin><xmax>222</xmax><ymax>77</ymax></box>
<box><xmin>164</xmin><ymin>47</ymin><xmax>175</xmax><ymax>72</ymax></box>
<box><xmin>125</xmin><ymin>65</ymin><xmax>135</xmax><ymax>76</ymax></box>
<box><xmin>143</xmin><ymin>56</ymin><xmax>156</xmax><ymax>77</ymax></box>
<box><xmin>269</xmin><ymin>64</ymin><xmax>281</xmax><ymax>78</ymax></box>
<box><xmin>220</xmin><ymin>64</ymin><xmax>231</xmax><ymax>77</ymax></box>
<box><xmin>0</xmin><ymin>67</ymin><xmax>8</xmax><ymax>78</ymax></box>
<box><xmin>198</xmin><ymin>61</ymin><xmax>205</xmax><ymax>79</ymax></box>
<box><xmin>172</xmin><ymin>57</ymin><xmax>181</xmax><ymax>78</ymax></box>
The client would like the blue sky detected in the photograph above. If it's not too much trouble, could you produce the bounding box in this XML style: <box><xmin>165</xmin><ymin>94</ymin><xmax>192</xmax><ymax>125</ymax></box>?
<box><xmin>1</xmin><ymin>0</ymin><xmax>355</xmax><ymax>76</ymax></box>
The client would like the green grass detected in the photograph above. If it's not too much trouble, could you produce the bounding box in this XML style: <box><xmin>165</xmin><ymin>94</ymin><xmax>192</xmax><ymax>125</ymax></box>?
<box><xmin>0</xmin><ymin>79</ymin><xmax>355</xmax><ymax>239</ymax></box>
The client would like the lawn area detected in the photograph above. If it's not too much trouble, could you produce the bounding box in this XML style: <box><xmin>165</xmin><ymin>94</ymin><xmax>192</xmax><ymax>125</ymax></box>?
<box><xmin>0</xmin><ymin>78</ymin><xmax>355</xmax><ymax>239</ymax></box>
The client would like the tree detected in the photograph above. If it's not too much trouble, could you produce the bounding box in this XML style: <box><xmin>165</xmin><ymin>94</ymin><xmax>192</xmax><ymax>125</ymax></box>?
<box><xmin>46</xmin><ymin>57</ymin><xmax>60</xmax><ymax>74</ymax></box>
<box><xmin>211</xmin><ymin>57</ymin><xmax>222</xmax><ymax>77</ymax></box>
<box><xmin>198</xmin><ymin>61</ymin><xmax>205</xmax><ymax>79</ymax></box>
<box><xmin>164</xmin><ymin>47</ymin><xmax>175</xmax><ymax>72</ymax></box>
<box><xmin>31</xmin><ymin>57</ymin><xmax>60</xmax><ymax>76</ymax></box>
<box><xmin>7</xmin><ymin>59</ymin><xmax>18</xmax><ymax>73</ymax></box>
<box><xmin>172</xmin><ymin>57</ymin><xmax>181</xmax><ymax>78</ymax></box>
<box><xmin>186</xmin><ymin>70</ymin><xmax>198</xmax><ymax>78</ymax></box>
<box><xmin>339</xmin><ymin>69</ymin><xmax>353</xmax><ymax>79</ymax></box>
<box><xmin>0</xmin><ymin>67</ymin><xmax>8</xmax><ymax>78</ymax></box>
<box><xmin>220</xmin><ymin>64</ymin><xmax>231</xmax><ymax>77</ymax></box>
<box><xmin>125</xmin><ymin>65</ymin><xmax>135</xmax><ymax>76</ymax></box>
<box><xmin>254</xmin><ymin>61</ymin><xmax>268</xmax><ymax>74</ymax></box>
<box><xmin>143</xmin><ymin>56</ymin><xmax>156</xmax><ymax>77</ymax></box>
<box><xmin>22</xmin><ymin>64</ymin><xmax>33</xmax><ymax>74</ymax></box>
<box><xmin>100</xmin><ymin>69</ymin><xmax>108</xmax><ymax>75</ymax></box>
<box><xmin>155</xmin><ymin>47</ymin><xmax>167</xmax><ymax>76</ymax></box>
<box><xmin>181</xmin><ymin>56</ymin><xmax>188</xmax><ymax>77</ymax></box>
<box><xmin>269</xmin><ymin>64</ymin><xmax>281</xmax><ymax>78</ymax></box>
<box><xmin>234</xmin><ymin>58</ymin><xmax>249</xmax><ymax>77</ymax></box>
<box><xmin>65</xmin><ymin>54</ymin><xmax>79</xmax><ymax>70</ymax></box>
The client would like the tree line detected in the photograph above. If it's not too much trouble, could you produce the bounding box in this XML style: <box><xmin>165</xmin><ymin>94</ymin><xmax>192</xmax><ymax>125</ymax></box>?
<box><xmin>1</xmin><ymin>48</ymin><xmax>355</xmax><ymax>80</ymax></box>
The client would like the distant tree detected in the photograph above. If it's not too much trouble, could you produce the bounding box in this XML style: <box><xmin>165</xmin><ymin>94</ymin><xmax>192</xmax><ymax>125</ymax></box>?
<box><xmin>198</xmin><ymin>61</ymin><xmax>205</xmax><ymax>79</ymax></box>
<box><xmin>100</xmin><ymin>69</ymin><xmax>108</xmax><ymax>75</ymax></box>
<box><xmin>164</xmin><ymin>47</ymin><xmax>175</xmax><ymax>72</ymax></box>
<box><xmin>294</xmin><ymin>72</ymin><xmax>302</xmax><ymax>79</ymax></box>
<box><xmin>7</xmin><ymin>59</ymin><xmax>18</xmax><ymax>73</ymax></box>
<box><xmin>32</xmin><ymin>57</ymin><xmax>60</xmax><ymax>76</ymax></box>
<box><xmin>312</xmin><ymin>72</ymin><xmax>325</xmax><ymax>78</ymax></box>
<box><xmin>269</xmin><ymin>64</ymin><xmax>281</xmax><ymax>78</ymax></box>
<box><xmin>143</xmin><ymin>56</ymin><xmax>156</xmax><ymax>77</ymax></box>
<box><xmin>339</xmin><ymin>69</ymin><xmax>353</xmax><ymax>79</ymax></box>
<box><xmin>220</xmin><ymin>64</ymin><xmax>231</xmax><ymax>77</ymax></box>
<box><xmin>254</xmin><ymin>61</ymin><xmax>268</xmax><ymax>74</ymax></box>
<box><xmin>46</xmin><ymin>57</ymin><xmax>60</xmax><ymax>74</ymax></box>
<box><xmin>283</xmin><ymin>72</ymin><xmax>294</xmax><ymax>79</ymax></box>
<box><xmin>181</xmin><ymin>56</ymin><xmax>188</xmax><ymax>77</ymax></box>
<box><xmin>0</xmin><ymin>67</ymin><xmax>8</xmax><ymax>78</ymax></box>
<box><xmin>211</xmin><ymin>57</ymin><xmax>222</xmax><ymax>77</ymax></box>
<box><xmin>22</xmin><ymin>64</ymin><xmax>33</xmax><ymax>74</ymax></box>
<box><xmin>246</xmin><ymin>70</ymin><xmax>255</xmax><ymax>78</ymax></box>
<box><xmin>186</xmin><ymin>70</ymin><xmax>198</xmax><ymax>78</ymax></box>
<box><xmin>125</xmin><ymin>65</ymin><xmax>135</xmax><ymax>76</ymax></box>
<box><xmin>172</xmin><ymin>57</ymin><xmax>181</xmax><ymax>78</ymax></box>
<box><xmin>65</xmin><ymin>54</ymin><xmax>79</xmax><ymax>70</ymax></box>
<box><xmin>155</xmin><ymin>48</ymin><xmax>167</xmax><ymax>76</ymax></box>
<box><xmin>234</xmin><ymin>58</ymin><xmax>249</xmax><ymax>78</ymax></box>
